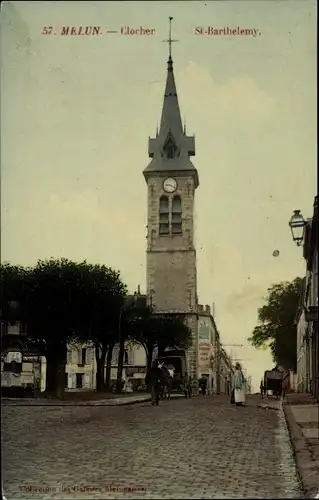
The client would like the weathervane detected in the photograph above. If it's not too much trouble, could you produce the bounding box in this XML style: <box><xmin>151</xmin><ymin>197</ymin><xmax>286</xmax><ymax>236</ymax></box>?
<box><xmin>162</xmin><ymin>16</ymin><xmax>179</xmax><ymax>59</ymax></box>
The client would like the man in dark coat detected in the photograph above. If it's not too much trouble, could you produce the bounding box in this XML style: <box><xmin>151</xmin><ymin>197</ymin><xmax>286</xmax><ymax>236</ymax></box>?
<box><xmin>148</xmin><ymin>360</ymin><xmax>162</xmax><ymax>406</ymax></box>
<box><xmin>199</xmin><ymin>375</ymin><xmax>207</xmax><ymax>395</ymax></box>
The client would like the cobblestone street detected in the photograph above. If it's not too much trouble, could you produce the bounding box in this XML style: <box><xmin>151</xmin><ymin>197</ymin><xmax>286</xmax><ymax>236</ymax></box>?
<box><xmin>2</xmin><ymin>395</ymin><xmax>303</xmax><ymax>499</ymax></box>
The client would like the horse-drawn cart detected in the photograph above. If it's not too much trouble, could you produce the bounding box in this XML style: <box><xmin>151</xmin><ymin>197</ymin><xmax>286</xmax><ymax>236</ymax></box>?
<box><xmin>159</xmin><ymin>349</ymin><xmax>188</xmax><ymax>396</ymax></box>
<box><xmin>264</xmin><ymin>369</ymin><xmax>283</xmax><ymax>398</ymax></box>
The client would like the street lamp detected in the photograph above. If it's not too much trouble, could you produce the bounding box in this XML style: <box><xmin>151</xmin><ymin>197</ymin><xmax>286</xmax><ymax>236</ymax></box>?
<box><xmin>289</xmin><ymin>210</ymin><xmax>306</xmax><ymax>246</ymax></box>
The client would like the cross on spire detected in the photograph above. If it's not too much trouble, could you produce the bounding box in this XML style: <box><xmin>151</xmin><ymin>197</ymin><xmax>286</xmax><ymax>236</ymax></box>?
<box><xmin>162</xmin><ymin>16</ymin><xmax>178</xmax><ymax>60</ymax></box>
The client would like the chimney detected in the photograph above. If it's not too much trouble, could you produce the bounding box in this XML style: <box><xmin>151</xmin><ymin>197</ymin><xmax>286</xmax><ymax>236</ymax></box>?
<box><xmin>137</xmin><ymin>284</ymin><xmax>141</xmax><ymax>295</ymax></box>
<box><xmin>198</xmin><ymin>304</ymin><xmax>204</xmax><ymax>312</ymax></box>
<box><xmin>205</xmin><ymin>305</ymin><xmax>211</xmax><ymax>314</ymax></box>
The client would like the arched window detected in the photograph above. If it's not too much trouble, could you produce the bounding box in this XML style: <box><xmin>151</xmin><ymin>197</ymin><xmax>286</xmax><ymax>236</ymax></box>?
<box><xmin>159</xmin><ymin>196</ymin><xmax>169</xmax><ymax>235</ymax></box>
<box><xmin>171</xmin><ymin>195</ymin><xmax>182</xmax><ymax>234</ymax></box>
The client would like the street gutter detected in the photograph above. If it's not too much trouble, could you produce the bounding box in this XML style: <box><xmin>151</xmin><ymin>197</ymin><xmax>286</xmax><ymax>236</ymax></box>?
<box><xmin>283</xmin><ymin>402</ymin><xmax>319</xmax><ymax>499</ymax></box>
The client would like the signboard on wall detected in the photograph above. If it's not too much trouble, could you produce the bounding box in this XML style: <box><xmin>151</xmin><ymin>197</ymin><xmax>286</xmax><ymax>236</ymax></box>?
<box><xmin>198</xmin><ymin>341</ymin><xmax>212</xmax><ymax>368</ymax></box>
<box><xmin>198</xmin><ymin>317</ymin><xmax>211</xmax><ymax>341</ymax></box>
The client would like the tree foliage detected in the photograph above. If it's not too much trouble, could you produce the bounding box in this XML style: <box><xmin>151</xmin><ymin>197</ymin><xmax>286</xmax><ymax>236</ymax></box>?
<box><xmin>1</xmin><ymin>259</ymin><xmax>193</xmax><ymax>396</ymax></box>
<box><xmin>1</xmin><ymin>259</ymin><xmax>127</xmax><ymax>396</ymax></box>
<box><xmin>248</xmin><ymin>277</ymin><xmax>304</xmax><ymax>371</ymax></box>
<box><xmin>125</xmin><ymin>308</ymin><xmax>193</xmax><ymax>386</ymax></box>
<box><xmin>1</xmin><ymin>262</ymin><xmax>29</xmax><ymax>324</ymax></box>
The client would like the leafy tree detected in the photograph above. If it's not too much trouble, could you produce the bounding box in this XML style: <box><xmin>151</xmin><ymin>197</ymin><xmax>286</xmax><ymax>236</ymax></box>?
<box><xmin>77</xmin><ymin>264</ymin><xmax>127</xmax><ymax>392</ymax></box>
<box><xmin>126</xmin><ymin>309</ymin><xmax>193</xmax><ymax>388</ymax></box>
<box><xmin>3</xmin><ymin>258</ymin><xmax>127</xmax><ymax>397</ymax></box>
<box><xmin>248</xmin><ymin>277</ymin><xmax>304</xmax><ymax>371</ymax></box>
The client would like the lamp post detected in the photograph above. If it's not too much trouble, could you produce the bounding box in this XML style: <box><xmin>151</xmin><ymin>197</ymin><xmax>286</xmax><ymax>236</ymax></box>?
<box><xmin>289</xmin><ymin>209</ymin><xmax>306</xmax><ymax>246</ymax></box>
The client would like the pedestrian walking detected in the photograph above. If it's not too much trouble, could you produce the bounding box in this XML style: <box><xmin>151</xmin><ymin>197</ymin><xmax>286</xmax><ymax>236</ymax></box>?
<box><xmin>260</xmin><ymin>380</ymin><xmax>265</xmax><ymax>399</ymax></box>
<box><xmin>187</xmin><ymin>376</ymin><xmax>192</xmax><ymax>398</ymax></box>
<box><xmin>192</xmin><ymin>377</ymin><xmax>199</xmax><ymax>396</ymax></box>
<box><xmin>149</xmin><ymin>360</ymin><xmax>162</xmax><ymax>406</ymax></box>
<box><xmin>232</xmin><ymin>363</ymin><xmax>246</xmax><ymax>406</ymax></box>
<box><xmin>181</xmin><ymin>375</ymin><xmax>189</xmax><ymax>398</ymax></box>
<box><xmin>199</xmin><ymin>375</ymin><xmax>207</xmax><ymax>395</ymax></box>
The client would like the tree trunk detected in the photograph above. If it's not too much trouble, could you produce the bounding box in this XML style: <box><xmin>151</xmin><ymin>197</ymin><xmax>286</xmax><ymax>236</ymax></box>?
<box><xmin>96</xmin><ymin>359</ymin><xmax>104</xmax><ymax>392</ymax></box>
<box><xmin>116</xmin><ymin>337</ymin><xmax>125</xmax><ymax>393</ymax></box>
<box><xmin>56</xmin><ymin>357</ymin><xmax>66</xmax><ymax>399</ymax></box>
<box><xmin>95</xmin><ymin>343</ymin><xmax>107</xmax><ymax>392</ymax></box>
<box><xmin>45</xmin><ymin>355</ymin><xmax>56</xmax><ymax>395</ymax></box>
<box><xmin>105</xmin><ymin>342</ymin><xmax>114</xmax><ymax>391</ymax></box>
<box><xmin>45</xmin><ymin>350</ymin><xmax>66</xmax><ymax>398</ymax></box>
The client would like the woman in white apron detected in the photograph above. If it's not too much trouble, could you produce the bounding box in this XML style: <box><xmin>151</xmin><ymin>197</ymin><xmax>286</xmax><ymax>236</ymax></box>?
<box><xmin>232</xmin><ymin>363</ymin><xmax>246</xmax><ymax>406</ymax></box>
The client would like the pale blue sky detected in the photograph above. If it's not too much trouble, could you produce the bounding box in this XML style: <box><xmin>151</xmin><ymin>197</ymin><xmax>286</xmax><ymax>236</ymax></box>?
<box><xmin>1</xmin><ymin>0</ymin><xmax>317</xmax><ymax>391</ymax></box>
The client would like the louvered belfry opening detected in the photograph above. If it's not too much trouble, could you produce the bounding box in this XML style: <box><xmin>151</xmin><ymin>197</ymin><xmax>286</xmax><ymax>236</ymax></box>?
<box><xmin>163</xmin><ymin>135</ymin><xmax>177</xmax><ymax>159</ymax></box>
<box><xmin>171</xmin><ymin>195</ymin><xmax>182</xmax><ymax>234</ymax></box>
<box><xmin>159</xmin><ymin>195</ymin><xmax>170</xmax><ymax>234</ymax></box>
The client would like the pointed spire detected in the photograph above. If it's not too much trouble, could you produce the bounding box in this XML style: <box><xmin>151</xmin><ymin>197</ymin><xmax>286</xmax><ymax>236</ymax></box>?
<box><xmin>159</xmin><ymin>17</ymin><xmax>183</xmax><ymax>140</ymax></box>
<box><xmin>144</xmin><ymin>17</ymin><xmax>199</xmax><ymax>189</ymax></box>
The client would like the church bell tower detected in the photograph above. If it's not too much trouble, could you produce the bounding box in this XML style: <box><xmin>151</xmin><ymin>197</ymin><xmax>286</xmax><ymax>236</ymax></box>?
<box><xmin>143</xmin><ymin>18</ymin><xmax>199</xmax><ymax>376</ymax></box>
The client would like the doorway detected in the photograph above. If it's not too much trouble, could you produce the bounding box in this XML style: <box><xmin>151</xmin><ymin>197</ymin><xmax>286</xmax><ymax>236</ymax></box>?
<box><xmin>76</xmin><ymin>373</ymin><xmax>83</xmax><ymax>389</ymax></box>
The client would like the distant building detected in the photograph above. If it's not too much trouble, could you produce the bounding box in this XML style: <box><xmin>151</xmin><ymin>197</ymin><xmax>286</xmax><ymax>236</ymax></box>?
<box><xmin>1</xmin><ymin>321</ymin><xmax>42</xmax><ymax>392</ymax></box>
<box><xmin>219</xmin><ymin>348</ymin><xmax>234</xmax><ymax>396</ymax></box>
<box><xmin>65</xmin><ymin>344</ymin><xmax>96</xmax><ymax>391</ymax></box>
<box><xmin>110</xmin><ymin>342</ymin><xmax>147</xmax><ymax>391</ymax></box>
<box><xmin>197</xmin><ymin>305</ymin><xmax>215</xmax><ymax>393</ymax></box>
<box><xmin>296</xmin><ymin>279</ymin><xmax>309</xmax><ymax>392</ymax></box>
<box><xmin>197</xmin><ymin>304</ymin><xmax>234</xmax><ymax>395</ymax></box>
<box><xmin>1</xmin><ymin>326</ymin><xmax>97</xmax><ymax>392</ymax></box>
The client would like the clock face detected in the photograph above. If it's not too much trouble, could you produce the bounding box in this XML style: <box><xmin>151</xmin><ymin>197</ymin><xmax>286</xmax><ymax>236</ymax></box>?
<box><xmin>163</xmin><ymin>178</ymin><xmax>177</xmax><ymax>193</ymax></box>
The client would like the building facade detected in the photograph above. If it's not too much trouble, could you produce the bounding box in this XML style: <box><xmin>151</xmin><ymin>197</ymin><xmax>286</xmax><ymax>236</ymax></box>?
<box><xmin>197</xmin><ymin>305</ymin><xmax>215</xmax><ymax>393</ymax></box>
<box><xmin>196</xmin><ymin>304</ymin><xmax>234</xmax><ymax>395</ymax></box>
<box><xmin>110</xmin><ymin>342</ymin><xmax>147</xmax><ymax>391</ymax></box>
<box><xmin>143</xmin><ymin>47</ymin><xmax>199</xmax><ymax>377</ymax></box>
<box><xmin>295</xmin><ymin>196</ymin><xmax>318</xmax><ymax>401</ymax></box>
<box><xmin>296</xmin><ymin>305</ymin><xmax>309</xmax><ymax>392</ymax></box>
<box><xmin>219</xmin><ymin>348</ymin><xmax>233</xmax><ymax>396</ymax></box>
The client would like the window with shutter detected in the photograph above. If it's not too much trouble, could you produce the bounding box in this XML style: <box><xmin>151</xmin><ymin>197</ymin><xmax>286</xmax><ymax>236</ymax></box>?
<box><xmin>171</xmin><ymin>195</ymin><xmax>182</xmax><ymax>234</ymax></box>
<box><xmin>159</xmin><ymin>196</ymin><xmax>169</xmax><ymax>235</ymax></box>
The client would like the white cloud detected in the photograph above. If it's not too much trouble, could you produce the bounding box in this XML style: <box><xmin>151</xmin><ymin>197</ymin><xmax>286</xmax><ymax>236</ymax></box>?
<box><xmin>179</xmin><ymin>61</ymin><xmax>277</xmax><ymax>119</ymax></box>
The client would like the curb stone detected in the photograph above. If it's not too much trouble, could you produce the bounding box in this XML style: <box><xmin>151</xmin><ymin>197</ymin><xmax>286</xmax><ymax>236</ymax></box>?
<box><xmin>283</xmin><ymin>402</ymin><xmax>319</xmax><ymax>499</ymax></box>
<box><xmin>2</xmin><ymin>393</ymin><xmax>185</xmax><ymax>407</ymax></box>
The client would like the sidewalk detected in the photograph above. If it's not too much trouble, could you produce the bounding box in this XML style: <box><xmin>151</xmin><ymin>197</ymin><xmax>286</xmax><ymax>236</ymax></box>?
<box><xmin>283</xmin><ymin>393</ymin><xmax>319</xmax><ymax>499</ymax></box>
<box><xmin>2</xmin><ymin>393</ymin><xmax>184</xmax><ymax>406</ymax></box>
